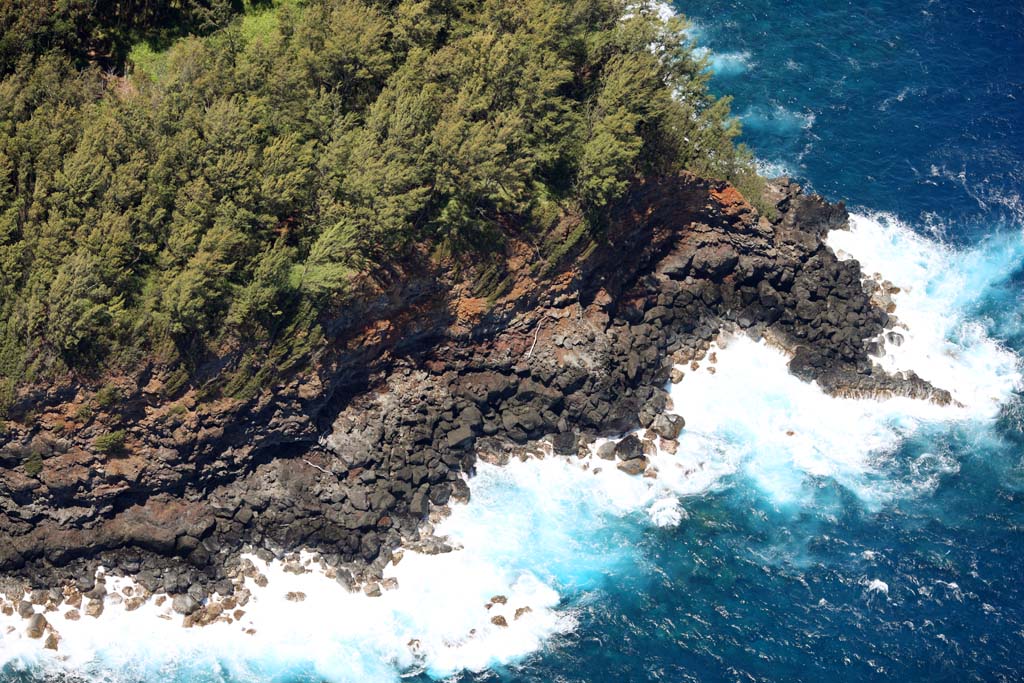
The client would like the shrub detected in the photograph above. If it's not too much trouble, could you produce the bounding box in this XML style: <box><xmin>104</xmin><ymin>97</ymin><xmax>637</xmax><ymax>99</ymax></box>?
<box><xmin>94</xmin><ymin>384</ymin><xmax>122</xmax><ymax>409</ymax></box>
<box><xmin>23</xmin><ymin>451</ymin><xmax>43</xmax><ymax>476</ymax></box>
<box><xmin>93</xmin><ymin>429</ymin><xmax>127</xmax><ymax>455</ymax></box>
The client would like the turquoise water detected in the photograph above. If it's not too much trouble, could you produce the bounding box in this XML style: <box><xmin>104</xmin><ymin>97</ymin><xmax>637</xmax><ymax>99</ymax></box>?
<box><xmin>3</xmin><ymin>1</ymin><xmax>1023</xmax><ymax>681</ymax></box>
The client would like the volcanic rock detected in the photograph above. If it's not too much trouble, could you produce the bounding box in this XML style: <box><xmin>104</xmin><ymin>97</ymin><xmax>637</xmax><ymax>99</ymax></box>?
<box><xmin>613</xmin><ymin>435</ymin><xmax>645</xmax><ymax>461</ymax></box>
<box><xmin>650</xmin><ymin>414</ymin><xmax>685</xmax><ymax>440</ymax></box>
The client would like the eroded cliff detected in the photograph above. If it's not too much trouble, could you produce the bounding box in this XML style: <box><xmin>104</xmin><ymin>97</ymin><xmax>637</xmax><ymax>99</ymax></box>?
<box><xmin>0</xmin><ymin>174</ymin><xmax>946</xmax><ymax>602</ymax></box>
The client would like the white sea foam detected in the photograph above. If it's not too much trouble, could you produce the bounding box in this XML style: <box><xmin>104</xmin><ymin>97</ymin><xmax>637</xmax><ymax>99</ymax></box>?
<box><xmin>0</xmin><ymin>454</ymin><xmax>686</xmax><ymax>681</ymax></box>
<box><xmin>2</xmin><ymin>212</ymin><xmax>1020</xmax><ymax>681</ymax></box>
<box><xmin>663</xmin><ymin>335</ymin><xmax>943</xmax><ymax>510</ymax></box>
<box><xmin>652</xmin><ymin>0</ymin><xmax>676</xmax><ymax>23</ymax></box>
<box><xmin>656</xmin><ymin>213</ymin><xmax>1021</xmax><ymax>510</ymax></box>
<box><xmin>0</xmin><ymin>457</ymin><xmax>647</xmax><ymax>681</ymax></box>
<box><xmin>740</xmin><ymin>104</ymin><xmax>816</xmax><ymax>134</ymax></box>
<box><xmin>828</xmin><ymin>212</ymin><xmax>1023</xmax><ymax>414</ymax></box>
<box><xmin>755</xmin><ymin>158</ymin><xmax>796</xmax><ymax>179</ymax></box>
<box><xmin>707</xmin><ymin>50</ymin><xmax>752</xmax><ymax>76</ymax></box>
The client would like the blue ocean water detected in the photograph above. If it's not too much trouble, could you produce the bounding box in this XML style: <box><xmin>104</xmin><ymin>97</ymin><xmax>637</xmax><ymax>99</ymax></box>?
<box><xmin>448</xmin><ymin>2</ymin><xmax>1024</xmax><ymax>681</ymax></box>
<box><xmin>3</xmin><ymin>1</ymin><xmax>1023</xmax><ymax>682</ymax></box>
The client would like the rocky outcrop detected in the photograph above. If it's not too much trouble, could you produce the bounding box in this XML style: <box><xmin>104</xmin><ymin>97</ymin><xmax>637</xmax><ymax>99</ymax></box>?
<box><xmin>0</xmin><ymin>174</ymin><xmax>947</xmax><ymax>600</ymax></box>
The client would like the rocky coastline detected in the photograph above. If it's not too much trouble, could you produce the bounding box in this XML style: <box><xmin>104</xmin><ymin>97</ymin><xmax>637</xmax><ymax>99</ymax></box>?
<box><xmin>0</xmin><ymin>174</ymin><xmax>949</xmax><ymax>638</ymax></box>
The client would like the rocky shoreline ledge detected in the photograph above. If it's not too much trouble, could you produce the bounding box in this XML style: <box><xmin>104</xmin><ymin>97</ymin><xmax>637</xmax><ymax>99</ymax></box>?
<box><xmin>0</xmin><ymin>174</ymin><xmax>950</xmax><ymax>642</ymax></box>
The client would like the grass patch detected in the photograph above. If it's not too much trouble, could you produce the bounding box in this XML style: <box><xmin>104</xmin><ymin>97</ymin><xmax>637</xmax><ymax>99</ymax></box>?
<box><xmin>128</xmin><ymin>41</ymin><xmax>171</xmax><ymax>82</ymax></box>
<box><xmin>241</xmin><ymin>0</ymin><xmax>303</xmax><ymax>44</ymax></box>
<box><xmin>129</xmin><ymin>0</ymin><xmax>302</xmax><ymax>81</ymax></box>
<box><xmin>539</xmin><ymin>220</ymin><xmax>590</xmax><ymax>277</ymax></box>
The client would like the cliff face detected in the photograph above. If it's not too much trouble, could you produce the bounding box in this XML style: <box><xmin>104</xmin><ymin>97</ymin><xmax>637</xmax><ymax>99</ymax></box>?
<box><xmin>0</xmin><ymin>174</ymin><xmax>947</xmax><ymax>597</ymax></box>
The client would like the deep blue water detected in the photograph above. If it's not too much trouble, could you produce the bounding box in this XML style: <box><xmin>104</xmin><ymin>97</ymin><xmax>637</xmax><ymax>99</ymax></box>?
<box><xmin>3</xmin><ymin>2</ymin><xmax>1023</xmax><ymax>682</ymax></box>
<box><xmin>688</xmin><ymin>0</ymin><xmax>1024</xmax><ymax>240</ymax></box>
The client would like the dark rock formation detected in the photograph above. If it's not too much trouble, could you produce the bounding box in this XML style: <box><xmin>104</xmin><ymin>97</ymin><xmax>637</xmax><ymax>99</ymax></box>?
<box><xmin>0</xmin><ymin>174</ymin><xmax>948</xmax><ymax>601</ymax></box>
<box><xmin>650</xmin><ymin>414</ymin><xmax>685</xmax><ymax>441</ymax></box>
<box><xmin>613</xmin><ymin>435</ymin><xmax>645</xmax><ymax>461</ymax></box>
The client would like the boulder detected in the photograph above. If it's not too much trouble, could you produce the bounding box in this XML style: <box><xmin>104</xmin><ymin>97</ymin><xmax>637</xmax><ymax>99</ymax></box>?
<box><xmin>613</xmin><ymin>435</ymin><xmax>644</xmax><ymax>461</ymax></box>
<box><xmin>450</xmin><ymin>478</ymin><xmax>471</xmax><ymax>503</ymax></box>
<box><xmin>617</xmin><ymin>457</ymin><xmax>648</xmax><ymax>476</ymax></box>
<box><xmin>658</xmin><ymin>250</ymin><xmax>693</xmax><ymax>279</ymax></box>
<box><xmin>428</xmin><ymin>482</ymin><xmax>453</xmax><ymax>506</ymax></box>
<box><xmin>74</xmin><ymin>573</ymin><xmax>94</xmax><ymax>593</ymax></box>
<box><xmin>84</xmin><ymin>599</ymin><xmax>104</xmax><ymax>618</ymax></box>
<box><xmin>83</xmin><ymin>583</ymin><xmax>106</xmax><ymax>601</ymax></box>
<box><xmin>551</xmin><ymin>431</ymin><xmax>578</xmax><ymax>456</ymax></box>
<box><xmin>490</xmin><ymin>615</ymin><xmax>508</xmax><ymax>627</ymax></box>
<box><xmin>596</xmin><ymin>442</ymin><xmax>617</xmax><ymax>460</ymax></box>
<box><xmin>26</xmin><ymin>613</ymin><xmax>47</xmax><ymax>639</ymax></box>
<box><xmin>409</xmin><ymin>486</ymin><xmax>430</xmax><ymax>519</ymax></box>
<box><xmin>458</xmin><ymin>372</ymin><xmax>514</xmax><ymax>407</ymax></box>
<box><xmin>446</xmin><ymin>424</ymin><xmax>475</xmax><ymax>450</ymax></box>
<box><xmin>335</xmin><ymin>568</ymin><xmax>355</xmax><ymax>592</ymax></box>
<box><xmin>601</xmin><ymin>400</ymin><xmax>640</xmax><ymax>433</ymax></box>
<box><xmin>691</xmin><ymin>244</ymin><xmax>739</xmax><ymax>279</ymax></box>
<box><xmin>171</xmin><ymin>594</ymin><xmax>199</xmax><ymax>616</ymax></box>
<box><xmin>64</xmin><ymin>590</ymin><xmax>82</xmax><ymax>608</ymax></box>
<box><xmin>458</xmin><ymin>405</ymin><xmax>483</xmax><ymax>429</ymax></box>
<box><xmin>650</xmin><ymin>414</ymin><xmax>685</xmax><ymax>440</ymax></box>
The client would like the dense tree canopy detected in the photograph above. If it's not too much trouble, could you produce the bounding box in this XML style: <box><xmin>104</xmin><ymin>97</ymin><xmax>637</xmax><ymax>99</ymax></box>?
<box><xmin>0</xmin><ymin>0</ymin><xmax>762</xmax><ymax>412</ymax></box>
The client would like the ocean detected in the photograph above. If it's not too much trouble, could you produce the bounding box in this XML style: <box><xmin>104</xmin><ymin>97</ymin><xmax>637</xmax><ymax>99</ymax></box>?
<box><xmin>2</xmin><ymin>0</ymin><xmax>1023</xmax><ymax>681</ymax></box>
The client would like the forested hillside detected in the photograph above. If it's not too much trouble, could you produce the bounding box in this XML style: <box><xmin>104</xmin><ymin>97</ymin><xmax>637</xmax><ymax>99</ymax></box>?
<box><xmin>0</xmin><ymin>0</ymin><xmax>760</xmax><ymax>415</ymax></box>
